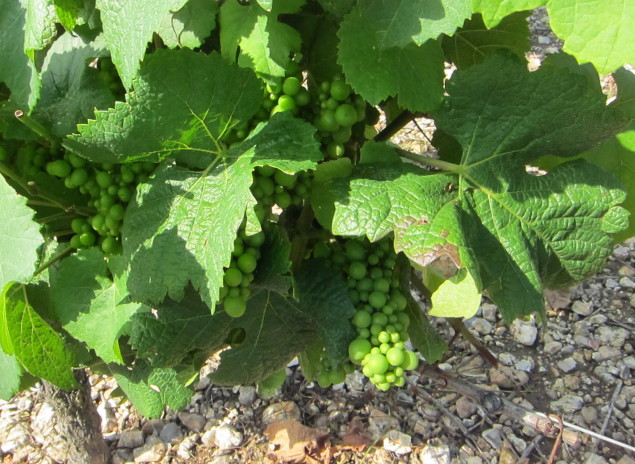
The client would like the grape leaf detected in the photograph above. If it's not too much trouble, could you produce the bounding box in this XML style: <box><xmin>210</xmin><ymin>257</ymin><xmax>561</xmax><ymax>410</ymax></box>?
<box><xmin>316</xmin><ymin>0</ymin><xmax>355</xmax><ymax>18</ymax></box>
<box><xmin>472</xmin><ymin>0</ymin><xmax>545</xmax><ymax>28</ymax></box>
<box><xmin>352</xmin><ymin>0</ymin><xmax>472</xmax><ymax>49</ymax></box>
<box><xmin>128</xmin><ymin>288</ymin><xmax>232</xmax><ymax>368</ymax></box>
<box><xmin>315</xmin><ymin>55</ymin><xmax>628</xmax><ymax>321</ymax></box>
<box><xmin>338</xmin><ymin>10</ymin><xmax>445</xmax><ymax>111</ymax></box>
<box><xmin>65</xmin><ymin>50</ymin><xmax>263</xmax><ymax>165</ymax></box>
<box><xmin>219</xmin><ymin>0</ymin><xmax>304</xmax><ymax>84</ymax></box>
<box><xmin>548</xmin><ymin>0</ymin><xmax>635</xmax><ymax>74</ymax></box>
<box><xmin>442</xmin><ymin>12</ymin><xmax>530</xmax><ymax>68</ymax></box>
<box><xmin>123</xmin><ymin>112</ymin><xmax>321</xmax><ymax>309</ymax></box>
<box><xmin>0</xmin><ymin>0</ymin><xmax>41</xmax><ymax>109</ymax></box>
<box><xmin>53</xmin><ymin>0</ymin><xmax>83</xmax><ymax>30</ymax></box>
<box><xmin>23</xmin><ymin>0</ymin><xmax>58</xmax><ymax>58</ymax></box>
<box><xmin>50</xmin><ymin>248</ymin><xmax>142</xmax><ymax>365</ymax></box>
<box><xmin>157</xmin><ymin>0</ymin><xmax>217</xmax><ymax>49</ymax></box>
<box><xmin>0</xmin><ymin>175</ymin><xmax>43</xmax><ymax>292</ymax></box>
<box><xmin>34</xmin><ymin>32</ymin><xmax>114</xmax><ymax>138</ymax></box>
<box><xmin>429</xmin><ymin>268</ymin><xmax>481</xmax><ymax>318</ymax></box>
<box><xmin>0</xmin><ymin>349</ymin><xmax>22</xmax><ymax>400</ymax></box>
<box><xmin>210</xmin><ymin>289</ymin><xmax>317</xmax><ymax>385</ymax></box>
<box><xmin>95</xmin><ymin>0</ymin><xmax>188</xmax><ymax>88</ymax></box>
<box><xmin>295</xmin><ymin>260</ymin><xmax>356</xmax><ymax>368</ymax></box>
<box><xmin>111</xmin><ymin>361</ymin><xmax>191</xmax><ymax>418</ymax></box>
<box><xmin>1</xmin><ymin>283</ymin><xmax>78</xmax><ymax>389</ymax></box>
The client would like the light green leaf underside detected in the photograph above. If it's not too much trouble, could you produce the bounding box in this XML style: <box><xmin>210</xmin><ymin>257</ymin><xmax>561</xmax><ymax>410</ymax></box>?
<box><xmin>338</xmin><ymin>11</ymin><xmax>445</xmax><ymax>111</ymax></box>
<box><xmin>211</xmin><ymin>289</ymin><xmax>317</xmax><ymax>385</ymax></box>
<box><xmin>2</xmin><ymin>284</ymin><xmax>78</xmax><ymax>389</ymax></box>
<box><xmin>0</xmin><ymin>349</ymin><xmax>22</xmax><ymax>400</ymax></box>
<box><xmin>548</xmin><ymin>0</ymin><xmax>635</xmax><ymax>74</ymax></box>
<box><xmin>53</xmin><ymin>0</ymin><xmax>83</xmax><ymax>30</ymax></box>
<box><xmin>50</xmin><ymin>249</ymin><xmax>142</xmax><ymax>365</ymax></box>
<box><xmin>157</xmin><ymin>0</ymin><xmax>217</xmax><ymax>49</ymax></box>
<box><xmin>0</xmin><ymin>175</ymin><xmax>43</xmax><ymax>291</ymax></box>
<box><xmin>430</xmin><ymin>268</ymin><xmax>481</xmax><ymax>318</ymax></box>
<box><xmin>442</xmin><ymin>12</ymin><xmax>530</xmax><ymax>68</ymax></box>
<box><xmin>219</xmin><ymin>0</ymin><xmax>303</xmax><ymax>84</ymax></box>
<box><xmin>23</xmin><ymin>0</ymin><xmax>58</xmax><ymax>57</ymax></box>
<box><xmin>472</xmin><ymin>0</ymin><xmax>545</xmax><ymax>28</ymax></box>
<box><xmin>95</xmin><ymin>0</ymin><xmax>188</xmax><ymax>89</ymax></box>
<box><xmin>65</xmin><ymin>50</ymin><xmax>263</xmax><ymax>165</ymax></box>
<box><xmin>354</xmin><ymin>0</ymin><xmax>472</xmax><ymax>49</ymax></box>
<box><xmin>112</xmin><ymin>362</ymin><xmax>191</xmax><ymax>418</ymax></box>
<box><xmin>0</xmin><ymin>0</ymin><xmax>41</xmax><ymax>109</ymax></box>
<box><xmin>123</xmin><ymin>113</ymin><xmax>321</xmax><ymax>310</ymax></box>
<box><xmin>34</xmin><ymin>32</ymin><xmax>114</xmax><ymax>138</ymax></box>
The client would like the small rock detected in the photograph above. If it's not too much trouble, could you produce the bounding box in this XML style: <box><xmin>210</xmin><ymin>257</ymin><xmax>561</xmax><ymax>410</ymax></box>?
<box><xmin>624</xmin><ymin>356</ymin><xmax>635</xmax><ymax>369</ymax></box>
<box><xmin>619</xmin><ymin>276</ymin><xmax>635</xmax><ymax>288</ymax></box>
<box><xmin>557</xmin><ymin>357</ymin><xmax>577</xmax><ymax>373</ymax></box>
<box><xmin>177</xmin><ymin>435</ymin><xmax>198</xmax><ymax>460</ymax></box>
<box><xmin>0</xmin><ymin>423</ymin><xmax>30</xmax><ymax>454</ymax></box>
<box><xmin>368</xmin><ymin>409</ymin><xmax>400</xmax><ymax>440</ymax></box>
<box><xmin>159</xmin><ymin>422</ymin><xmax>183</xmax><ymax>444</ymax></box>
<box><xmin>584</xmin><ymin>453</ymin><xmax>609</xmax><ymax>464</ymax></box>
<box><xmin>544</xmin><ymin>341</ymin><xmax>563</xmax><ymax>354</ymax></box>
<box><xmin>262</xmin><ymin>401</ymin><xmax>301</xmax><ymax>425</ymax></box>
<box><xmin>141</xmin><ymin>419</ymin><xmax>164</xmax><ymax>436</ymax></box>
<box><xmin>238</xmin><ymin>386</ymin><xmax>257</xmax><ymax>407</ymax></box>
<box><xmin>481</xmin><ymin>303</ymin><xmax>497</xmax><ymax>322</ymax></box>
<box><xmin>118</xmin><ymin>430</ymin><xmax>145</xmax><ymax>449</ymax></box>
<box><xmin>344</xmin><ymin>370</ymin><xmax>366</xmax><ymax>391</ymax></box>
<box><xmin>471</xmin><ymin>318</ymin><xmax>493</xmax><ymax>335</ymax></box>
<box><xmin>592</xmin><ymin>346</ymin><xmax>621</xmax><ymax>361</ymax></box>
<box><xmin>617</xmin><ymin>456</ymin><xmax>635</xmax><ymax>464</ymax></box>
<box><xmin>465</xmin><ymin>458</ymin><xmax>483</xmax><ymax>464</ymax></box>
<box><xmin>419</xmin><ymin>443</ymin><xmax>451</xmax><ymax>464</ymax></box>
<box><xmin>512</xmin><ymin>320</ymin><xmax>538</xmax><ymax>346</ymax></box>
<box><xmin>515</xmin><ymin>359</ymin><xmax>534</xmax><ymax>372</ymax></box>
<box><xmin>214</xmin><ymin>424</ymin><xmax>243</xmax><ymax>450</ymax></box>
<box><xmin>178</xmin><ymin>411</ymin><xmax>206</xmax><ymax>432</ymax></box>
<box><xmin>133</xmin><ymin>442</ymin><xmax>168</xmax><ymax>463</ymax></box>
<box><xmin>481</xmin><ymin>427</ymin><xmax>503</xmax><ymax>449</ymax></box>
<box><xmin>571</xmin><ymin>300</ymin><xmax>592</xmax><ymax>316</ymax></box>
<box><xmin>552</xmin><ymin>395</ymin><xmax>584</xmax><ymax>413</ymax></box>
<box><xmin>581</xmin><ymin>406</ymin><xmax>598</xmax><ymax>424</ymax></box>
<box><xmin>489</xmin><ymin>367</ymin><xmax>514</xmax><ymax>389</ymax></box>
<box><xmin>201</xmin><ymin>428</ymin><xmax>216</xmax><ymax>447</ymax></box>
<box><xmin>383</xmin><ymin>430</ymin><xmax>412</xmax><ymax>455</ymax></box>
<box><xmin>455</xmin><ymin>396</ymin><xmax>477</xmax><ymax>419</ymax></box>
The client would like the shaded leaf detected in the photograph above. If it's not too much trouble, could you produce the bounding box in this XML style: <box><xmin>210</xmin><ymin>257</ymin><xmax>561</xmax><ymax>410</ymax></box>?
<box><xmin>157</xmin><ymin>0</ymin><xmax>218</xmax><ymax>49</ymax></box>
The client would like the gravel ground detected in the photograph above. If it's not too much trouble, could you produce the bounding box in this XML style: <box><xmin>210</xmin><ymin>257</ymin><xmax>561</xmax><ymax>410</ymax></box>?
<box><xmin>2</xmin><ymin>8</ymin><xmax>634</xmax><ymax>464</ymax></box>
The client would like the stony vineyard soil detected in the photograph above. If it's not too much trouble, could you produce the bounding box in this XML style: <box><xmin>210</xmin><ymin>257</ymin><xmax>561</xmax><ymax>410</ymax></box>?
<box><xmin>1</xmin><ymin>8</ymin><xmax>634</xmax><ymax>464</ymax></box>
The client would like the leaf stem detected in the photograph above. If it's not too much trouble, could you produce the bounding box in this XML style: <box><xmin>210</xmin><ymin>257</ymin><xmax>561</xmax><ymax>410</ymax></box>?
<box><xmin>396</xmin><ymin>148</ymin><xmax>464</xmax><ymax>173</ymax></box>
<box><xmin>14</xmin><ymin>110</ymin><xmax>59</xmax><ymax>145</ymax></box>
<box><xmin>33</xmin><ymin>246</ymin><xmax>74</xmax><ymax>276</ymax></box>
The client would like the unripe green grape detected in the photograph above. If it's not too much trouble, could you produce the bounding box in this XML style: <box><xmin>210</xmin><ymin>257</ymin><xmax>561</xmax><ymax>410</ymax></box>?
<box><xmin>96</xmin><ymin>171</ymin><xmax>113</xmax><ymax>188</ymax></box>
<box><xmin>330</xmin><ymin>79</ymin><xmax>351</xmax><ymax>101</ymax></box>
<box><xmin>232</xmin><ymin>238</ymin><xmax>244</xmax><ymax>257</ymax></box>
<box><xmin>108</xmin><ymin>203</ymin><xmax>125</xmax><ymax>221</ymax></box>
<box><xmin>364</xmin><ymin>353</ymin><xmax>389</xmax><ymax>375</ymax></box>
<box><xmin>256</xmin><ymin>176</ymin><xmax>276</xmax><ymax>196</ymax></box>
<box><xmin>246</xmin><ymin>231</ymin><xmax>265</xmax><ymax>248</ymax></box>
<box><xmin>397</xmin><ymin>312</ymin><xmax>410</xmax><ymax>329</ymax></box>
<box><xmin>369</xmin><ymin>267</ymin><xmax>383</xmax><ymax>279</ymax></box>
<box><xmin>326</xmin><ymin>141</ymin><xmax>345</xmax><ymax>159</ymax></box>
<box><xmin>357</xmin><ymin>277</ymin><xmax>373</xmax><ymax>293</ymax></box>
<box><xmin>294</xmin><ymin>87</ymin><xmax>310</xmax><ymax>106</ymax></box>
<box><xmin>256</xmin><ymin>165</ymin><xmax>276</xmax><ymax>177</ymax></box>
<box><xmin>371</xmin><ymin>312</ymin><xmax>388</xmax><ymax>327</ymax></box>
<box><xmin>274</xmin><ymin>170</ymin><xmax>296</xmax><ymax>188</ymax></box>
<box><xmin>367</xmin><ymin>254</ymin><xmax>379</xmax><ymax>265</ymax></box>
<box><xmin>237</xmin><ymin>253</ymin><xmax>257</xmax><ymax>274</ymax></box>
<box><xmin>282</xmin><ymin>76</ymin><xmax>301</xmax><ymax>96</ymax></box>
<box><xmin>401</xmin><ymin>350</ymin><xmax>419</xmax><ymax>370</ymax></box>
<box><xmin>46</xmin><ymin>159</ymin><xmax>72</xmax><ymax>178</ymax></box>
<box><xmin>348</xmin><ymin>338</ymin><xmax>371</xmax><ymax>363</ymax></box>
<box><xmin>224</xmin><ymin>295</ymin><xmax>247</xmax><ymax>318</ymax></box>
<box><xmin>63</xmin><ymin>175</ymin><xmax>75</xmax><ymax>189</ymax></box>
<box><xmin>385</xmin><ymin>373</ymin><xmax>397</xmax><ymax>384</ymax></box>
<box><xmin>370</xmin><ymin>335</ymin><xmax>380</xmax><ymax>346</ymax></box>
<box><xmin>91</xmin><ymin>214</ymin><xmax>105</xmax><ymax>230</ymax></box>
<box><xmin>33</xmin><ymin>152</ymin><xmax>46</xmax><ymax>168</ymax></box>
<box><xmin>274</xmin><ymin>191</ymin><xmax>292</xmax><ymax>209</ymax></box>
<box><xmin>347</xmin><ymin>261</ymin><xmax>366</xmax><ymax>280</ymax></box>
<box><xmin>334</xmin><ymin>104</ymin><xmax>357</xmax><ymax>127</ymax></box>
<box><xmin>393</xmin><ymin>376</ymin><xmax>406</xmax><ymax>387</ymax></box>
<box><xmin>324</xmin><ymin>97</ymin><xmax>339</xmax><ymax>111</ymax></box>
<box><xmin>394</xmin><ymin>367</ymin><xmax>404</xmax><ymax>377</ymax></box>
<box><xmin>332</xmin><ymin>126</ymin><xmax>352</xmax><ymax>144</ymax></box>
<box><xmin>104</xmin><ymin>215</ymin><xmax>119</xmax><ymax>233</ymax></box>
<box><xmin>370</xmin><ymin>324</ymin><xmax>382</xmax><ymax>336</ymax></box>
<box><xmin>329</xmin><ymin>367</ymin><xmax>346</xmax><ymax>385</ymax></box>
<box><xmin>378</xmin><ymin>331</ymin><xmax>391</xmax><ymax>344</ymax></box>
<box><xmin>386</xmin><ymin>347</ymin><xmax>405</xmax><ymax>366</ymax></box>
<box><xmin>352</xmin><ymin>310</ymin><xmax>372</xmax><ymax>328</ymax></box>
<box><xmin>369</xmin><ymin>291</ymin><xmax>387</xmax><ymax>309</ymax></box>
<box><xmin>358</xmin><ymin>328</ymin><xmax>370</xmax><ymax>339</ymax></box>
<box><xmin>240</xmin><ymin>287</ymin><xmax>251</xmax><ymax>298</ymax></box>
<box><xmin>348</xmin><ymin>289</ymin><xmax>360</xmax><ymax>305</ymax></box>
<box><xmin>79</xmin><ymin>231</ymin><xmax>96</xmax><ymax>247</ymax></box>
<box><xmin>70</xmin><ymin>234</ymin><xmax>82</xmax><ymax>248</ymax></box>
<box><xmin>390</xmin><ymin>332</ymin><xmax>401</xmax><ymax>343</ymax></box>
<box><xmin>224</xmin><ymin>267</ymin><xmax>243</xmax><ymax>287</ymax></box>
<box><xmin>117</xmin><ymin>187</ymin><xmax>132</xmax><ymax>202</ymax></box>
<box><xmin>101</xmin><ymin>236</ymin><xmax>117</xmax><ymax>254</ymax></box>
<box><xmin>374</xmin><ymin>278</ymin><xmax>390</xmax><ymax>293</ymax></box>
<box><xmin>371</xmin><ymin>374</ymin><xmax>385</xmax><ymax>384</ymax></box>
<box><xmin>228</xmin><ymin>287</ymin><xmax>240</xmax><ymax>297</ymax></box>
<box><xmin>317</xmin><ymin>371</ymin><xmax>331</xmax><ymax>388</ymax></box>
<box><xmin>382</xmin><ymin>305</ymin><xmax>394</xmax><ymax>316</ymax></box>
<box><xmin>379</xmin><ymin>343</ymin><xmax>390</xmax><ymax>354</ymax></box>
<box><xmin>101</xmin><ymin>194</ymin><xmax>115</xmax><ymax>209</ymax></box>
<box><xmin>277</xmin><ymin>94</ymin><xmax>296</xmax><ymax>111</ymax></box>
<box><xmin>71</xmin><ymin>218</ymin><xmax>87</xmax><ymax>234</ymax></box>
<box><xmin>245</xmin><ymin>247</ymin><xmax>261</xmax><ymax>259</ymax></box>
<box><xmin>315</xmin><ymin>110</ymin><xmax>339</xmax><ymax>132</ymax></box>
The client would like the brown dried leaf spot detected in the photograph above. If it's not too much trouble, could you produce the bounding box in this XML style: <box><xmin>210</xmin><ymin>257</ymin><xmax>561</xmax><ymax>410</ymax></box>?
<box><xmin>263</xmin><ymin>419</ymin><xmax>329</xmax><ymax>463</ymax></box>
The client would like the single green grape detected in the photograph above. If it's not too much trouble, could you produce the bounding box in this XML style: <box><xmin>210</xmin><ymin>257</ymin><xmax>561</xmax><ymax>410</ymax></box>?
<box><xmin>282</xmin><ymin>76</ymin><xmax>301</xmax><ymax>96</ymax></box>
<box><xmin>46</xmin><ymin>160</ymin><xmax>72</xmax><ymax>178</ymax></box>
<box><xmin>237</xmin><ymin>253</ymin><xmax>257</xmax><ymax>274</ymax></box>
<box><xmin>334</xmin><ymin>104</ymin><xmax>357</xmax><ymax>127</ymax></box>
<box><xmin>348</xmin><ymin>338</ymin><xmax>372</xmax><ymax>363</ymax></box>
<box><xmin>224</xmin><ymin>295</ymin><xmax>247</xmax><ymax>318</ymax></box>
<box><xmin>386</xmin><ymin>347</ymin><xmax>405</xmax><ymax>366</ymax></box>
<box><xmin>352</xmin><ymin>310</ymin><xmax>372</xmax><ymax>328</ymax></box>
<box><xmin>224</xmin><ymin>267</ymin><xmax>243</xmax><ymax>287</ymax></box>
<box><xmin>330</xmin><ymin>79</ymin><xmax>351</xmax><ymax>101</ymax></box>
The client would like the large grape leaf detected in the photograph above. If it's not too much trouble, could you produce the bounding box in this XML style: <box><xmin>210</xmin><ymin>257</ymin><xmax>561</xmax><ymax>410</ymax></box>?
<box><xmin>0</xmin><ymin>175</ymin><xmax>43</xmax><ymax>291</ymax></box>
<box><xmin>442</xmin><ymin>12</ymin><xmax>530</xmax><ymax>68</ymax></box>
<box><xmin>64</xmin><ymin>50</ymin><xmax>263</xmax><ymax>165</ymax></box>
<box><xmin>95</xmin><ymin>0</ymin><xmax>188</xmax><ymax>89</ymax></box>
<box><xmin>111</xmin><ymin>361</ymin><xmax>191</xmax><ymax>418</ymax></box>
<box><xmin>53</xmin><ymin>0</ymin><xmax>83</xmax><ymax>30</ymax></box>
<box><xmin>314</xmin><ymin>55</ymin><xmax>628</xmax><ymax>321</ymax></box>
<box><xmin>157</xmin><ymin>0</ymin><xmax>217</xmax><ymax>49</ymax></box>
<box><xmin>0</xmin><ymin>283</ymin><xmax>78</xmax><ymax>389</ymax></box>
<box><xmin>0</xmin><ymin>349</ymin><xmax>22</xmax><ymax>400</ymax></box>
<box><xmin>128</xmin><ymin>288</ymin><xmax>232</xmax><ymax>368</ymax></box>
<box><xmin>210</xmin><ymin>289</ymin><xmax>317</xmax><ymax>385</ymax></box>
<box><xmin>0</xmin><ymin>0</ymin><xmax>41</xmax><ymax>110</ymax></box>
<box><xmin>548</xmin><ymin>0</ymin><xmax>635</xmax><ymax>74</ymax></box>
<box><xmin>295</xmin><ymin>260</ymin><xmax>356</xmax><ymax>368</ymax></box>
<box><xmin>122</xmin><ymin>112</ymin><xmax>321</xmax><ymax>309</ymax></box>
<box><xmin>351</xmin><ymin>0</ymin><xmax>472</xmax><ymax>49</ymax></box>
<box><xmin>49</xmin><ymin>249</ymin><xmax>143</xmax><ymax>365</ymax></box>
<box><xmin>219</xmin><ymin>0</ymin><xmax>304</xmax><ymax>85</ymax></box>
<box><xmin>33</xmin><ymin>32</ymin><xmax>114</xmax><ymax>138</ymax></box>
<box><xmin>472</xmin><ymin>0</ymin><xmax>545</xmax><ymax>28</ymax></box>
<box><xmin>338</xmin><ymin>10</ymin><xmax>445</xmax><ymax>111</ymax></box>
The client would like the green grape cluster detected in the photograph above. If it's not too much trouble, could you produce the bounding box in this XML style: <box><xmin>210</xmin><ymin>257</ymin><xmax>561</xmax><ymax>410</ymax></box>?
<box><xmin>324</xmin><ymin>237</ymin><xmax>419</xmax><ymax>391</ymax></box>
<box><xmin>315</xmin><ymin>354</ymin><xmax>354</xmax><ymax>388</ymax></box>
<box><xmin>46</xmin><ymin>153</ymin><xmax>154</xmax><ymax>254</ymax></box>
<box><xmin>250</xmin><ymin>166</ymin><xmax>312</xmax><ymax>220</ymax></box>
<box><xmin>219</xmin><ymin>228</ymin><xmax>265</xmax><ymax>318</ymax></box>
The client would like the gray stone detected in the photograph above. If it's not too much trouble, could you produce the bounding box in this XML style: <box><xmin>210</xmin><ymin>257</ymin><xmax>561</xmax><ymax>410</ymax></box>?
<box><xmin>592</xmin><ymin>346</ymin><xmax>621</xmax><ymax>361</ymax></box>
<box><xmin>0</xmin><ymin>423</ymin><xmax>30</xmax><ymax>454</ymax></box>
<box><xmin>419</xmin><ymin>443</ymin><xmax>451</xmax><ymax>464</ymax></box>
<box><xmin>489</xmin><ymin>367</ymin><xmax>514</xmax><ymax>389</ymax></box>
<box><xmin>552</xmin><ymin>395</ymin><xmax>584</xmax><ymax>413</ymax></box>
<box><xmin>368</xmin><ymin>409</ymin><xmax>400</xmax><ymax>440</ymax></box>
<box><xmin>133</xmin><ymin>442</ymin><xmax>168</xmax><ymax>463</ymax></box>
<box><xmin>177</xmin><ymin>435</ymin><xmax>199</xmax><ymax>460</ymax></box>
<box><xmin>141</xmin><ymin>419</ymin><xmax>164</xmax><ymax>436</ymax></box>
<box><xmin>584</xmin><ymin>453</ymin><xmax>609</xmax><ymax>464</ymax></box>
<box><xmin>465</xmin><ymin>458</ymin><xmax>483</xmax><ymax>464</ymax></box>
<box><xmin>214</xmin><ymin>424</ymin><xmax>243</xmax><ymax>450</ymax></box>
<box><xmin>619</xmin><ymin>276</ymin><xmax>635</xmax><ymax>288</ymax></box>
<box><xmin>544</xmin><ymin>341</ymin><xmax>563</xmax><ymax>354</ymax></box>
<box><xmin>159</xmin><ymin>422</ymin><xmax>183</xmax><ymax>444</ymax></box>
<box><xmin>481</xmin><ymin>427</ymin><xmax>503</xmax><ymax>449</ymax></box>
<box><xmin>512</xmin><ymin>320</ymin><xmax>538</xmax><ymax>346</ymax></box>
<box><xmin>482</xmin><ymin>303</ymin><xmax>498</xmax><ymax>322</ymax></box>
<box><xmin>118</xmin><ymin>430</ymin><xmax>145</xmax><ymax>449</ymax></box>
<box><xmin>557</xmin><ymin>357</ymin><xmax>577</xmax><ymax>373</ymax></box>
<box><xmin>383</xmin><ymin>430</ymin><xmax>412</xmax><ymax>455</ymax></box>
<box><xmin>238</xmin><ymin>386</ymin><xmax>257</xmax><ymax>407</ymax></box>
<box><xmin>471</xmin><ymin>318</ymin><xmax>493</xmax><ymax>335</ymax></box>
<box><xmin>571</xmin><ymin>300</ymin><xmax>592</xmax><ymax>316</ymax></box>
<box><xmin>178</xmin><ymin>411</ymin><xmax>206</xmax><ymax>432</ymax></box>
<box><xmin>344</xmin><ymin>370</ymin><xmax>366</xmax><ymax>391</ymax></box>
<box><xmin>515</xmin><ymin>359</ymin><xmax>534</xmax><ymax>372</ymax></box>
<box><xmin>262</xmin><ymin>401</ymin><xmax>301</xmax><ymax>425</ymax></box>
<box><xmin>455</xmin><ymin>396</ymin><xmax>477</xmax><ymax>419</ymax></box>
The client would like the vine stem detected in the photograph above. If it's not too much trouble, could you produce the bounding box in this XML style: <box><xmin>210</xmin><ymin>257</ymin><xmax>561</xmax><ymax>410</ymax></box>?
<box><xmin>396</xmin><ymin>148</ymin><xmax>463</xmax><ymax>173</ymax></box>
<box><xmin>33</xmin><ymin>246</ymin><xmax>74</xmax><ymax>276</ymax></box>
<box><xmin>374</xmin><ymin>110</ymin><xmax>416</xmax><ymax>142</ymax></box>
<box><xmin>14</xmin><ymin>110</ymin><xmax>58</xmax><ymax>145</ymax></box>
